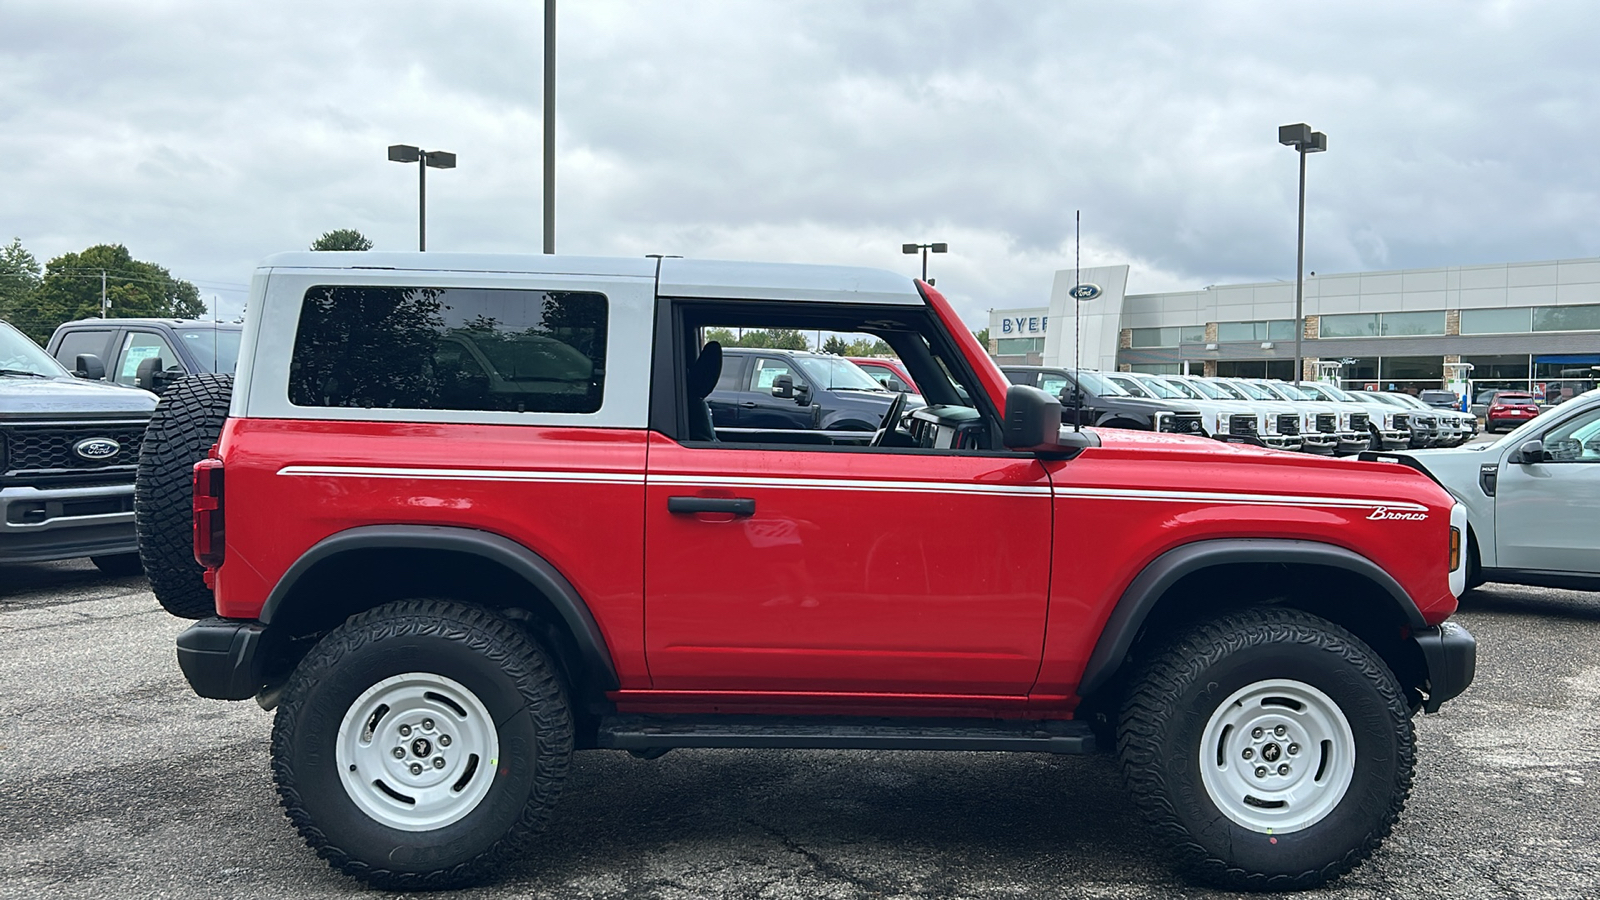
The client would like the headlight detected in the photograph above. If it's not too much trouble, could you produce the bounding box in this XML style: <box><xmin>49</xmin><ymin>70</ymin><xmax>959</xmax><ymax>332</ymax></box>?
<box><xmin>1340</xmin><ymin>412</ymin><xmax>1353</xmax><ymax>430</ymax></box>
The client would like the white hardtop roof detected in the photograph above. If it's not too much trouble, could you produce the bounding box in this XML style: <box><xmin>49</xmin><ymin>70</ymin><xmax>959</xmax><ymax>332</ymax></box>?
<box><xmin>258</xmin><ymin>252</ymin><xmax>924</xmax><ymax>306</ymax></box>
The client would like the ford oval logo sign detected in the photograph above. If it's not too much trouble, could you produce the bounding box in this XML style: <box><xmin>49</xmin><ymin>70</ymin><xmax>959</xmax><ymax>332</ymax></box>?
<box><xmin>73</xmin><ymin>438</ymin><xmax>121</xmax><ymax>461</ymax></box>
<box><xmin>1069</xmin><ymin>283</ymin><xmax>1102</xmax><ymax>301</ymax></box>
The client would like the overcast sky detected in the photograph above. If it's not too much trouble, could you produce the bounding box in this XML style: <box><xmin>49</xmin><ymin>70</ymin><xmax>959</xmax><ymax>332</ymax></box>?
<box><xmin>6</xmin><ymin>0</ymin><xmax>1600</xmax><ymax>327</ymax></box>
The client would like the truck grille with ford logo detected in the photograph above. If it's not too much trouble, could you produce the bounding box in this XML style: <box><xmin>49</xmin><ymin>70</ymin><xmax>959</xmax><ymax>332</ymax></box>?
<box><xmin>0</xmin><ymin>420</ymin><xmax>147</xmax><ymax>486</ymax></box>
<box><xmin>1316</xmin><ymin>413</ymin><xmax>1337</xmax><ymax>433</ymax></box>
<box><xmin>1156</xmin><ymin>413</ymin><xmax>1206</xmax><ymax>435</ymax></box>
<box><xmin>1228</xmin><ymin>414</ymin><xmax>1258</xmax><ymax>436</ymax></box>
<box><xmin>1276</xmin><ymin>414</ymin><xmax>1300</xmax><ymax>435</ymax></box>
<box><xmin>1393</xmin><ymin>413</ymin><xmax>1410</xmax><ymax>430</ymax></box>
<box><xmin>1351</xmin><ymin>412</ymin><xmax>1369</xmax><ymax>431</ymax></box>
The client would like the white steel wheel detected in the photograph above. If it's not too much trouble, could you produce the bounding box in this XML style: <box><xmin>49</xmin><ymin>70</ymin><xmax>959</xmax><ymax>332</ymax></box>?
<box><xmin>335</xmin><ymin>672</ymin><xmax>500</xmax><ymax>831</ymax></box>
<box><xmin>1198</xmin><ymin>678</ymin><xmax>1356</xmax><ymax>834</ymax></box>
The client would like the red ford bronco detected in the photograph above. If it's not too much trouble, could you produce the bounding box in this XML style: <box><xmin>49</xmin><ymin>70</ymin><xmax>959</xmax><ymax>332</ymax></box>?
<box><xmin>150</xmin><ymin>252</ymin><xmax>1475</xmax><ymax>891</ymax></box>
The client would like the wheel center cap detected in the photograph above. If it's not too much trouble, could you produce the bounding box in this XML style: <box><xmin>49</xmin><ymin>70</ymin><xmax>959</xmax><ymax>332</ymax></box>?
<box><xmin>1262</xmin><ymin>742</ymin><xmax>1281</xmax><ymax>763</ymax></box>
<box><xmin>411</xmin><ymin>737</ymin><xmax>433</xmax><ymax>757</ymax></box>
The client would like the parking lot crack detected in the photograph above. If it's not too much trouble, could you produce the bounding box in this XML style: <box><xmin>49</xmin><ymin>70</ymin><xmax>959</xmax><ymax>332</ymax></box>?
<box><xmin>744</xmin><ymin>817</ymin><xmax>894</xmax><ymax>895</ymax></box>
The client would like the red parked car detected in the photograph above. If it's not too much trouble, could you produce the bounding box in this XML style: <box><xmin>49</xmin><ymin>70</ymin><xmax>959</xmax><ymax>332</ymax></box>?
<box><xmin>1486</xmin><ymin>391</ymin><xmax>1540</xmax><ymax>432</ymax></box>
<box><xmin>145</xmin><ymin>252</ymin><xmax>1473</xmax><ymax>892</ymax></box>
<box><xmin>848</xmin><ymin>356</ymin><xmax>918</xmax><ymax>393</ymax></box>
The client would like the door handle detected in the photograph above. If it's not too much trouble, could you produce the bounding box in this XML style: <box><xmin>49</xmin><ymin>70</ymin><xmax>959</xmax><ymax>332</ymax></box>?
<box><xmin>668</xmin><ymin>496</ymin><xmax>756</xmax><ymax>516</ymax></box>
<box><xmin>739</xmin><ymin>401</ymin><xmax>758</xmax><ymax>408</ymax></box>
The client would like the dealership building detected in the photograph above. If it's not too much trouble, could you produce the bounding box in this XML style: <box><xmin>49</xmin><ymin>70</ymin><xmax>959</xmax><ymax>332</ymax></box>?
<box><xmin>989</xmin><ymin>256</ymin><xmax>1600</xmax><ymax>402</ymax></box>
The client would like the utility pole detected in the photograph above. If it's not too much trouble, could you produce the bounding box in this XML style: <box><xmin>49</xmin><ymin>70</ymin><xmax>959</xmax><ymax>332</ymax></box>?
<box><xmin>543</xmin><ymin>0</ymin><xmax>556</xmax><ymax>254</ymax></box>
<box><xmin>100</xmin><ymin>270</ymin><xmax>108</xmax><ymax>317</ymax></box>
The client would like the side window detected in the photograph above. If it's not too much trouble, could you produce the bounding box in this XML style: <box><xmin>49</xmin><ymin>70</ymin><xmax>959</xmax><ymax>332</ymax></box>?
<box><xmin>1002</xmin><ymin>369</ymin><xmax>1036</xmax><ymax>386</ymax></box>
<box><xmin>713</xmin><ymin>354</ymin><xmax>744</xmax><ymax>391</ymax></box>
<box><xmin>749</xmin><ymin>358</ymin><xmax>799</xmax><ymax>392</ymax></box>
<box><xmin>1539</xmin><ymin>408</ymin><xmax>1600</xmax><ymax>462</ymax></box>
<box><xmin>289</xmin><ymin>285</ymin><xmax>608</xmax><ymax>413</ymax></box>
<box><xmin>53</xmin><ymin>330</ymin><xmax>113</xmax><ymax>371</ymax></box>
<box><xmin>114</xmin><ymin>332</ymin><xmax>180</xmax><ymax>385</ymax></box>
<box><xmin>1040</xmin><ymin>375</ymin><xmax>1072</xmax><ymax>396</ymax></box>
<box><xmin>863</xmin><ymin>365</ymin><xmax>908</xmax><ymax>392</ymax></box>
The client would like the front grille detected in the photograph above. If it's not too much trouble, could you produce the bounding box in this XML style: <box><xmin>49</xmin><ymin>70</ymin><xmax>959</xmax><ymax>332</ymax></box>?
<box><xmin>1228</xmin><ymin>414</ymin><xmax>1258</xmax><ymax>436</ymax></box>
<box><xmin>1316</xmin><ymin>413</ymin><xmax>1337</xmax><ymax>433</ymax></box>
<box><xmin>1276</xmin><ymin>413</ymin><xmax>1300</xmax><ymax>435</ymax></box>
<box><xmin>1158</xmin><ymin>413</ymin><xmax>1206</xmax><ymax>435</ymax></box>
<box><xmin>1351</xmin><ymin>412</ymin><xmax>1369</xmax><ymax>431</ymax></box>
<box><xmin>1</xmin><ymin>421</ymin><xmax>148</xmax><ymax>477</ymax></box>
<box><xmin>1393</xmin><ymin>413</ymin><xmax>1410</xmax><ymax>430</ymax></box>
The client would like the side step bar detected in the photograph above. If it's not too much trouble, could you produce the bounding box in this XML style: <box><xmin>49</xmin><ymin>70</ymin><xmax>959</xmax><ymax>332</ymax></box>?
<box><xmin>596</xmin><ymin>715</ymin><xmax>1098</xmax><ymax>754</ymax></box>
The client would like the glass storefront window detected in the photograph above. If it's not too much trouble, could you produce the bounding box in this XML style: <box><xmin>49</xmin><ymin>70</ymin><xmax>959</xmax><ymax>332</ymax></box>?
<box><xmin>1533</xmin><ymin>304</ymin><xmax>1600</xmax><ymax>332</ymax></box>
<box><xmin>1217</xmin><ymin>320</ymin><xmax>1294</xmax><ymax>342</ymax></box>
<box><xmin>995</xmin><ymin>337</ymin><xmax>1044</xmax><ymax>354</ymax></box>
<box><xmin>1130</xmin><ymin>363</ymin><xmax>1182</xmax><ymax>374</ymax></box>
<box><xmin>1461</xmin><ymin>355</ymin><xmax>1530</xmax><ymax>379</ymax></box>
<box><xmin>1459</xmin><ymin>308</ymin><xmax>1532</xmax><ymax>334</ymax></box>
<box><xmin>1319</xmin><ymin>314</ymin><xmax>1379</xmax><ymax>338</ymax></box>
<box><xmin>1130</xmin><ymin>326</ymin><xmax>1205</xmax><ymax>348</ymax></box>
<box><xmin>1380</xmin><ymin>311</ymin><xmax>1447</xmax><ymax>336</ymax></box>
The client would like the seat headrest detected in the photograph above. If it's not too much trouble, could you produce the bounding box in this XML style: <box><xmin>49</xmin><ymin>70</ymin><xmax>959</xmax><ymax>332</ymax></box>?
<box><xmin>688</xmin><ymin>341</ymin><xmax>723</xmax><ymax>400</ymax></box>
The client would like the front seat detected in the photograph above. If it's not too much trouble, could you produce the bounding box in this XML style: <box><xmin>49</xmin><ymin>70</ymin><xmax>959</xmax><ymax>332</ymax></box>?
<box><xmin>686</xmin><ymin>341</ymin><xmax>722</xmax><ymax>441</ymax></box>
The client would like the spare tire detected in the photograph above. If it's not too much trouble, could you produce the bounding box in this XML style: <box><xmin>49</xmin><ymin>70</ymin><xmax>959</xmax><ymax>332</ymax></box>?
<box><xmin>136</xmin><ymin>373</ymin><xmax>233</xmax><ymax>619</ymax></box>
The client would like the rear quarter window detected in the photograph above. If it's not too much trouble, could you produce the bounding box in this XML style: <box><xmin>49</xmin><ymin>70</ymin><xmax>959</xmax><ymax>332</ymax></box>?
<box><xmin>288</xmin><ymin>285</ymin><xmax>607</xmax><ymax>413</ymax></box>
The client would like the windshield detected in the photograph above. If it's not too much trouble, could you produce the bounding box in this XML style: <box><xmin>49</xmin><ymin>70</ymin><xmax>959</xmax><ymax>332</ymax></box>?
<box><xmin>1228</xmin><ymin>380</ymin><xmax>1277</xmax><ymax>401</ymax></box>
<box><xmin>795</xmin><ymin>355</ymin><xmax>887</xmax><ymax>391</ymax></box>
<box><xmin>1132</xmin><ymin>375</ymin><xmax>1186</xmax><ymax>400</ymax></box>
<box><xmin>0</xmin><ymin>321</ymin><xmax>69</xmax><ymax>377</ymax></box>
<box><xmin>1202</xmin><ymin>379</ymin><xmax>1248</xmax><ymax>400</ymax></box>
<box><xmin>1156</xmin><ymin>377</ymin><xmax>1204</xmax><ymax>400</ymax></box>
<box><xmin>1319</xmin><ymin>383</ymin><xmax>1358</xmax><ymax>402</ymax></box>
<box><xmin>1180</xmin><ymin>378</ymin><xmax>1235</xmax><ymax>400</ymax></box>
<box><xmin>1356</xmin><ymin>392</ymin><xmax>1404</xmax><ymax>406</ymax></box>
<box><xmin>178</xmin><ymin>327</ymin><xmax>244</xmax><ymax>375</ymax></box>
<box><xmin>1078</xmin><ymin>371</ymin><xmax>1130</xmax><ymax>396</ymax></box>
<box><xmin>1107</xmin><ymin>374</ymin><xmax>1153</xmax><ymax>398</ymax></box>
<box><xmin>1391</xmin><ymin>393</ymin><xmax>1432</xmax><ymax>410</ymax></box>
<box><xmin>1263</xmin><ymin>381</ymin><xmax>1311</xmax><ymax>401</ymax></box>
<box><xmin>1298</xmin><ymin>383</ymin><xmax>1341</xmax><ymax>402</ymax></box>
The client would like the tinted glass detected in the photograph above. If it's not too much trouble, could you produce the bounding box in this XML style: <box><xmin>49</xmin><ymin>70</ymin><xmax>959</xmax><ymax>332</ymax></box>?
<box><xmin>1</xmin><ymin>321</ymin><xmax>68</xmax><ymax>376</ymax></box>
<box><xmin>114</xmin><ymin>331</ymin><xmax>179</xmax><ymax>385</ymax></box>
<box><xmin>52</xmin><ymin>330</ymin><xmax>113</xmax><ymax>371</ymax></box>
<box><xmin>1533</xmin><ymin>304</ymin><xmax>1600</xmax><ymax>332</ymax></box>
<box><xmin>795</xmin><ymin>356</ymin><xmax>884</xmax><ymax>391</ymax></box>
<box><xmin>1380</xmin><ymin>311</ymin><xmax>1447</xmax><ymax>336</ymax></box>
<box><xmin>1319</xmin><ymin>314</ymin><xmax>1379</xmax><ymax>338</ymax></box>
<box><xmin>1459</xmin><ymin>307</ymin><xmax>1531</xmax><ymax>334</ymax></box>
<box><xmin>178</xmin><ymin>327</ymin><xmax>243</xmax><ymax>374</ymax></box>
<box><xmin>289</xmin><ymin>285</ymin><xmax>607</xmax><ymax>413</ymax></box>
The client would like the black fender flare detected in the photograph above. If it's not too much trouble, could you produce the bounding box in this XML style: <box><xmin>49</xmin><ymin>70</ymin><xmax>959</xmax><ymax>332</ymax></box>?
<box><xmin>260</xmin><ymin>524</ymin><xmax>619</xmax><ymax>690</ymax></box>
<box><xmin>1076</xmin><ymin>538</ymin><xmax>1425</xmax><ymax>698</ymax></box>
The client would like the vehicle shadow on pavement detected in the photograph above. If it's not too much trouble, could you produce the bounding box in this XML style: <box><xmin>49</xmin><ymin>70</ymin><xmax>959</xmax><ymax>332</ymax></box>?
<box><xmin>494</xmin><ymin>748</ymin><xmax>1173</xmax><ymax>895</ymax></box>
<box><xmin>1459</xmin><ymin>584</ymin><xmax>1600</xmax><ymax>622</ymax></box>
<box><xmin>0</xmin><ymin>559</ymin><xmax>147</xmax><ymax>602</ymax></box>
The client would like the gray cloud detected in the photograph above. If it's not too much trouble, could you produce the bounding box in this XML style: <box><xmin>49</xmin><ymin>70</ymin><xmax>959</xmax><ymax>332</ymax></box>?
<box><xmin>4</xmin><ymin>0</ymin><xmax>1599</xmax><ymax>325</ymax></box>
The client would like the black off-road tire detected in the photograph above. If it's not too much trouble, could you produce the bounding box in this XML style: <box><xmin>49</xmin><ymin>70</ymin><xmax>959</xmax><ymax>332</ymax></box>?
<box><xmin>90</xmin><ymin>553</ymin><xmax>145</xmax><ymax>577</ymax></box>
<box><xmin>271</xmin><ymin>600</ymin><xmax>573</xmax><ymax>891</ymax></box>
<box><xmin>1118</xmin><ymin>607</ymin><xmax>1415</xmax><ymax>892</ymax></box>
<box><xmin>135</xmin><ymin>373</ymin><xmax>232</xmax><ymax>618</ymax></box>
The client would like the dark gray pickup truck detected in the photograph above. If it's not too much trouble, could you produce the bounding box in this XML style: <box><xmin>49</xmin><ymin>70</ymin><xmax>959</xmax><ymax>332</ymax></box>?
<box><xmin>1</xmin><ymin>319</ymin><xmax>157</xmax><ymax>573</ymax></box>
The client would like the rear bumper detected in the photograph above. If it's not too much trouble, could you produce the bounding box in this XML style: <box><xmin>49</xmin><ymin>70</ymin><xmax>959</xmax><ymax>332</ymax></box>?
<box><xmin>1412</xmin><ymin>621</ymin><xmax>1476</xmax><ymax>713</ymax></box>
<box><xmin>176</xmin><ymin>617</ymin><xmax>268</xmax><ymax>700</ymax></box>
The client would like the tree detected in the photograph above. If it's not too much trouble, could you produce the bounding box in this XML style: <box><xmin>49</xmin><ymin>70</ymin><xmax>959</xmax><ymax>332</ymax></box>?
<box><xmin>698</xmin><ymin>328</ymin><xmax>809</xmax><ymax>350</ymax></box>
<box><xmin>974</xmin><ymin>327</ymin><xmax>990</xmax><ymax>346</ymax></box>
<box><xmin>311</xmin><ymin>229</ymin><xmax>374</xmax><ymax>251</ymax></box>
<box><xmin>0</xmin><ymin>238</ymin><xmax>42</xmax><ymax>333</ymax></box>
<box><xmin>24</xmin><ymin>245</ymin><xmax>204</xmax><ymax>343</ymax></box>
<box><xmin>821</xmin><ymin>335</ymin><xmax>849</xmax><ymax>355</ymax></box>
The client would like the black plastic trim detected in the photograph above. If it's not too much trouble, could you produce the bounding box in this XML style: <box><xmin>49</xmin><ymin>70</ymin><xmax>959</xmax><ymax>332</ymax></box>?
<box><xmin>1077</xmin><ymin>538</ymin><xmax>1427</xmax><ymax>698</ymax></box>
<box><xmin>1411</xmin><ymin>621</ymin><xmax>1476</xmax><ymax>713</ymax></box>
<box><xmin>1481</xmin><ymin>567</ymin><xmax>1600</xmax><ymax>592</ymax></box>
<box><xmin>597</xmin><ymin>714</ymin><xmax>1097</xmax><ymax>754</ymax></box>
<box><xmin>176</xmin><ymin>617</ymin><xmax>267</xmax><ymax>700</ymax></box>
<box><xmin>259</xmin><ymin>524</ymin><xmax>620</xmax><ymax>690</ymax></box>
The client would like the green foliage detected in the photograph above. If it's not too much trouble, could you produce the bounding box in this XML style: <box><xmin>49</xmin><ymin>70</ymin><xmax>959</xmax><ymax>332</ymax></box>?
<box><xmin>974</xmin><ymin>327</ymin><xmax>990</xmax><ymax>346</ymax></box>
<box><xmin>17</xmin><ymin>244</ymin><xmax>204</xmax><ymax>344</ymax></box>
<box><xmin>311</xmin><ymin>229</ymin><xmax>375</xmax><ymax>251</ymax></box>
<box><xmin>0</xmin><ymin>238</ymin><xmax>42</xmax><ymax>330</ymax></box>
<box><xmin>820</xmin><ymin>335</ymin><xmax>892</xmax><ymax>357</ymax></box>
<box><xmin>700</xmin><ymin>328</ymin><xmax>810</xmax><ymax>351</ymax></box>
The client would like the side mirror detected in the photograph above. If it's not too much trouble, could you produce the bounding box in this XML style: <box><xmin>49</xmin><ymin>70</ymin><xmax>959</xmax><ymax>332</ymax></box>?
<box><xmin>1003</xmin><ymin>385</ymin><xmax>1064</xmax><ymax>451</ymax></box>
<box><xmin>74</xmin><ymin>353</ymin><xmax>105</xmax><ymax>380</ymax></box>
<box><xmin>135</xmin><ymin>356</ymin><xmax>165</xmax><ymax>391</ymax></box>
<box><xmin>794</xmin><ymin>382</ymin><xmax>812</xmax><ymax>407</ymax></box>
<box><xmin>771</xmin><ymin>374</ymin><xmax>794</xmax><ymax>399</ymax></box>
<box><xmin>1516</xmin><ymin>439</ymin><xmax>1544</xmax><ymax>464</ymax></box>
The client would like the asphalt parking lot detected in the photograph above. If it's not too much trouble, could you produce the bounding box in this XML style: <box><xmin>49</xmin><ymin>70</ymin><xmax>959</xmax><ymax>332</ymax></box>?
<box><xmin>2</xmin><ymin>559</ymin><xmax>1596</xmax><ymax>900</ymax></box>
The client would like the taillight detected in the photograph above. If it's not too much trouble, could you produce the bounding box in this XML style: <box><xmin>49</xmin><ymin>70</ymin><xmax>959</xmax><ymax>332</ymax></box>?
<box><xmin>193</xmin><ymin>456</ymin><xmax>225</xmax><ymax>568</ymax></box>
<box><xmin>1490</xmin><ymin>405</ymin><xmax>1506</xmax><ymax>413</ymax></box>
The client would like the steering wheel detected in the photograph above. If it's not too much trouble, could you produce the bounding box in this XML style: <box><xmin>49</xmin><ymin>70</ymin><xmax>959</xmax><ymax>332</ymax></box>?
<box><xmin>870</xmin><ymin>391</ymin><xmax>909</xmax><ymax>448</ymax></box>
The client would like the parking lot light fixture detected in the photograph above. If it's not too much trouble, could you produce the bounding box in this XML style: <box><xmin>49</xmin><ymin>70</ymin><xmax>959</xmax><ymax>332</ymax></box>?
<box><xmin>1279</xmin><ymin>123</ymin><xmax>1327</xmax><ymax>384</ymax></box>
<box><xmin>388</xmin><ymin>144</ymin><xmax>457</xmax><ymax>251</ymax></box>
<box><xmin>901</xmin><ymin>242</ymin><xmax>948</xmax><ymax>283</ymax></box>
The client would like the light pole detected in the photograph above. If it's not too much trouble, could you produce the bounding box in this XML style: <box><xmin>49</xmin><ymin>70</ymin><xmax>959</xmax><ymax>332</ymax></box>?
<box><xmin>901</xmin><ymin>242</ymin><xmax>948</xmax><ymax>283</ymax></box>
<box><xmin>388</xmin><ymin>144</ymin><xmax>457</xmax><ymax>251</ymax></box>
<box><xmin>544</xmin><ymin>0</ymin><xmax>556</xmax><ymax>254</ymax></box>
<box><xmin>1279</xmin><ymin>123</ymin><xmax>1326</xmax><ymax>384</ymax></box>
